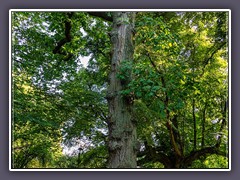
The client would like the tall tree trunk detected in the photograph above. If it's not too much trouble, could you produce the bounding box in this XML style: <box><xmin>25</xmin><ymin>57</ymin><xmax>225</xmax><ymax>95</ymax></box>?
<box><xmin>106</xmin><ymin>12</ymin><xmax>137</xmax><ymax>168</ymax></box>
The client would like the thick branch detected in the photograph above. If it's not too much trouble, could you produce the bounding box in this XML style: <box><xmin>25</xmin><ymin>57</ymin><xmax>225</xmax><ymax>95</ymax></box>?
<box><xmin>137</xmin><ymin>151</ymin><xmax>172</xmax><ymax>168</ymax></box>
<box><xmin>87</xmin><ymin>12</ymin><xmax>113</xmax><ymax>22</ymax></box>
<box><xmin>166</xmin><ymin>120</ymin><xmax>182</xmax><ymax>157</ymax></box>
<box><xmin>183</xmin><ymin>147</ymin><xmax>228</xmax><ymax>167</ymax></box>
<box><xmin>53</xmin><ymin>12</ymin><xmax>74</xmax><ymax>61</ymax></box>
<box><xmin>137</xmin><ymin>143</ymin><xmax>172</xmax><ymax>168</ymax></box>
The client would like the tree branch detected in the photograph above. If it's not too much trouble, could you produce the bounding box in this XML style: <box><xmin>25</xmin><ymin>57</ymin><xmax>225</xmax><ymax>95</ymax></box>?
<box><xmin>137</xmin><ymin>143</ymin><xmax>172</xmax><ymax>168</ymax></box>
<box><xmin>201</xmin><ymin>41</ymin><xmax>226</xmax><ymax>75</ymax></box>
<box><xmin>183</xmin><ymin>146</ymin><xmax>228</xmax><ymax>167</ymax></box>
<box><xmin>146</xmin><ymin>52</ymin><xmax>182</xmax><ymax>157</ymax></box>
<box><xmin>53</xmin><ymin>12</ymin><xmax>74</xmax><ymax>61</ymax></box>
<box><xmin>146</xmin><ymin>52</ymin><xmax>161</xmax><ymax>74</ymax></box>
<box><xmin>166</xmin><ymin>120</ymin><xmax>182</xmax><ymax>157</ymax></box>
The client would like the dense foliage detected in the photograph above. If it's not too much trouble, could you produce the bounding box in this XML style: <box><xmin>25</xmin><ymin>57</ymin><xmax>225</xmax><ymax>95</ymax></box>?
<box><xmin>11</xmin><ymin>11</ymin><xmax>229</xmax><ymax>169</ymax></box>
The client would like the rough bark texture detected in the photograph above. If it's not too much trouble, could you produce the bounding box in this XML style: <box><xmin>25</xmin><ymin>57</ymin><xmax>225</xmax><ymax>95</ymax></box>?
<box><xmin>106</xmin><ymin>12</ymin><xmax>137</xmax><ymax>168</ymax></box>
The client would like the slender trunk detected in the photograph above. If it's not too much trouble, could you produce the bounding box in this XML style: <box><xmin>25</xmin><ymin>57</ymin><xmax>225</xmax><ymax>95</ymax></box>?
<box><xmin>106</xmin><ymin>12</ymin><xmax>137</xmax><ymax>168</ymax></box>
<box><xmin>215</xmin><ymin>100</ymin><xmax>227</xmax><ymax>148</ymax></box>
<box><xmin>192</xmin><ymin>99</ymin><xmax>197</xmax><ymax>150</ymax></box>
<box><xmin>201</xmin><ymin>104</ymin><xmax>206</xmax><ymax>148</ymax></box>
<box><xmin>182</xmin><ymin>113</ymin><xmax>185</xmax><ymax>155</ymax></box>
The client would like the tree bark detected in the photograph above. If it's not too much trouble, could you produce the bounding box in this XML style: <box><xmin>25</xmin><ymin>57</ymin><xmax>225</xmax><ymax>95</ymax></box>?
<box><xmin>106</xmin><ymin>12</ymin><xmax>137</xmax><ymax>168</ymax></box>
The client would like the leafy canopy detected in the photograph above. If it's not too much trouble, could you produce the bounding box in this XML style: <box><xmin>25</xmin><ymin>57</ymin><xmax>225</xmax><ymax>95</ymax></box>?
<box><xmin>12</xmin><ymin>11</ymin><xmax>228</xmax><ymax>168</ymax></box>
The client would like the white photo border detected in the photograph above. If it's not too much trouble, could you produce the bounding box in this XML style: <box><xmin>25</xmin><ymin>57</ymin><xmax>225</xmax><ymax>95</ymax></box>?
<box><xmin>9</xmin><ymin>9</ymin><xmax>231</xmax><ymax>171</ymax></box>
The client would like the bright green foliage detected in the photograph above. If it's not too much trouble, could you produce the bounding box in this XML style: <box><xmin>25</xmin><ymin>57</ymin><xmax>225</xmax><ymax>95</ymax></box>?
<box><xmin>12</xmin><ymin>11</ymin><xmax>229</xmax><ymax>168</ymax></box>
<box><xmin>13</xmin><ymin>71</ymin><xmax>63</xmax><ymax>168</ymax></box>
<box><xmin>127</xmin><ymin>12</ymin><xmax>228</xmax><ymax>168</ymax></box>
<box><xmin>191</xmin><ymin>154</ymin><xmax>228</xmax><ymax>168</ymax></box>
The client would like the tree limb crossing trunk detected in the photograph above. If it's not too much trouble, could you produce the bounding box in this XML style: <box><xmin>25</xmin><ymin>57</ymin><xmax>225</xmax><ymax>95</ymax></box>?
<box><xmin>106</xmin><ymin>12</ymin><xmax>137</xmax><ymax>168</ymax></box>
